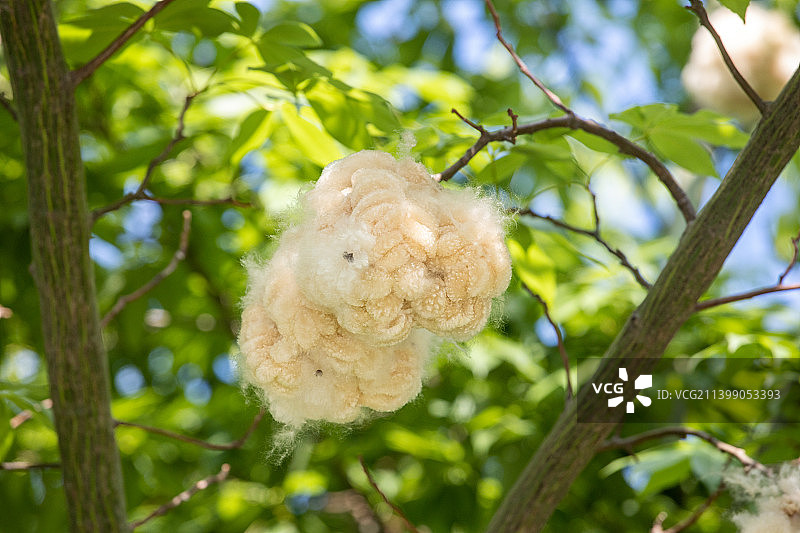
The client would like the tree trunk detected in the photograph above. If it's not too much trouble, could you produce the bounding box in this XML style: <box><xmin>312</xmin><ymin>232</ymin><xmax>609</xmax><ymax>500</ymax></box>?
<box><xmin>0</xmin><ymin>1</ymin><xmax>129</xmax><ymax>531</ymax></box>
<box><xmin>487</xmin><ymin>68</ymin><xmax>800</xmax><ymax>532</ymax></box>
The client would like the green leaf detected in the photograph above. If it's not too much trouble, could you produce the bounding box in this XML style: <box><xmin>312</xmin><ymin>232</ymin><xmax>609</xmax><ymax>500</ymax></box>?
<box><xmin>611</xmin><ymin>103</ymin><xmax>675</xmax><ymax>131</ymax></box>
<box><xmin>65</xmin><ymin>3</ymin><xmax>144</xmax><ymax>30</ymax></box>
<box><xmin>475</xmin><ymin>153</ymin><xmax>526</xmax><ymax>184</ymax></box>
<box><xmin>279</xmin><ymin>102</ymin><xmax>343</xmax><ymax>166</ymax></box>
<box><xmin>612</xmin><ymin>103</ymin><xmax>748</xmax><ymax>149</ymax></box>
<box><xmin>155</xmin><ymin>0</ymin><xmax>237</xmax><ymax>36</ymax></box>
<box><xmin>255</xmin><ymin>39</ymin><xmax>331</xmax><ymax>91</ymax></box>
<box><xmin>508</xmin><ymin>239</ymin><xmax>557</xmax><ymax>304</ymax></box>
<box><xmin>649</xmin><ymin>130</ymin><xmax>717</xmax><ymax>176</ymax></box>
<box><xmin>567</xmin><ymin>129</ymin><xmax>622</xmax><ymax>155</ymax></box>
<box><xmin>234</xmin><ymin>2</ymin><xmax>260</xmax><ymax>37</ymax></box>
<box><xmin>305</xmin><ymin>82</ymin><xmax>371</xmax><ymax>150</ymax></box>
<box><xmin>263</xmin><ymin>21</ymin><xmax>322</xmax><ymax>48</ymax></box>
<box><xmin>719</xmin><ymin>0</ymin><xmax>750</xmax><ymax>21</ymax></box>
<box><xmin>227</xmin><ymin>109</ymin><xmax>274</xmax><ymax>167</ymax></box>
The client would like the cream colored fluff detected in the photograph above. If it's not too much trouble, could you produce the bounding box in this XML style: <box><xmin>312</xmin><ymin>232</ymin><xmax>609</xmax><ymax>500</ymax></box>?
<box><xmin>728</xmin><ymin>464</ymin><xmax>800</xmax><ymax>533</ymax></box>
<box><xmin>682</xmin><ymin>4</ymin><xmax>800</xmax><ymax>123</ymax></box>
<box><xmin>239</xmin><ymin>151</ymin><xmax>511</xmax><ymax>426</ymax></box>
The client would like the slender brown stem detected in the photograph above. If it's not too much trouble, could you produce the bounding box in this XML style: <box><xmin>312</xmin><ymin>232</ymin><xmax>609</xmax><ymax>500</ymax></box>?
<box><xmin>115</xmin><ymin>409</ymin><xmax>265</xmax><ymax>451</ymax></box>
<box><xmin>0</xmin><ymin>92</ymin><xmax>17</xmax><ymax>121</ymax></box>
<box><xmin>521</xmin><ymin>283</ymin><xmax>573</xmax><ymax>399</ymax></box>
<box><xmin>484</xmin><ymin>0</ymin><xmax>571</xmax><ymax>115</ymax></box>
<box><xmin>100</xmin><ymin>210</ymin><xmax>192</xmax><ymax>328</ymax></box>
<box><xmin>515</xmin><ymin>206</ymin><xmax>651</xmax><ymax>289</ymax></box>
<box><xmin>650</xmin><ymin>484</ymin><xmax>725</xmax><ymax>533</ymax></box>
<box><xmin>685</xmin><ymin>0</ymin><xmax>767</xmax><ymax>114</ymax></box>
<box><xmin>0</xmin><ymin>461</ymin><xmax>61</xmax><ymax>471</ymax></box>
<box><xmin>695</xmin><ymin>283</ymin><xmax>800</xmax><ymax>311</ymax></box>
<box><xmin>778</xmin><ymin>228</ymin><xmax>800</xmax><ymax>285</ymax></box>
<box><xmin>598</xmin><ymin>426</ymin><xmax>770</xmax><ymax>473</ymax></box>
<box><xmin>143</xmin><ymin>194</ymin><xmax>251</xmax><ymax>208</ymax></box>
<box><xmin>325</xmin><ymin>490</ymin><xmax>386</xmax><ymax>533</ymax></box>
<box><xmin>359</xmin><ymin>456</ymin><xmax>420</xmax><ymax>533</ymax></box>
<box><xmin>129</xmin><ymin>463</ymin><xmax>231</xmax><ymax>529</ymax></box>
<box><xmin>437</xmin><ymin>114</ymin><xmax>696</xmax><ymax>223</ymax></box>
<box><xmin>696</xmin><ymin>228</ymin><xmax>800</xmax><ymax>310</ymax></box>
<box><xmin>92</xmin><ymin>92</ymin><xmax>201</xmax><ymax>222</ymax></box>
<box><xmin>71</xmin><ymin>0</ymin><xmax>180</xmax><ymax>86</ymax></box>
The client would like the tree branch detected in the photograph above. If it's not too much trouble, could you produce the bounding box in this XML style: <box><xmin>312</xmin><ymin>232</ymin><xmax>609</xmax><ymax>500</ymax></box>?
<box><xmin>0</xmin><ymin>92</ymin><xmax>17</xmax><ymax>121</ymax></box>
<box><xmin>695</xmin><ymin>228</ymin><xmax>800</xmax><ymax>311</ymax></box>
<box><xmin>92</xmin><ymin>90</ymin><xmax>234</xmax><ymax>222</ymax></box>
<box><xmin>486</xmin><ymin>65</ymin><xmax>800</xmax><ymax>533</ymax></box>
<box><xmin>359</xmin><ymin>456</ymin><xmax>419</xmax><ymax>533</ymax></box>
<box><xmin>129</xmin><ymin>463</ymin><xmax>231</xmax><ymax>529</ymax></box>
<box><xmin>598</xmin><ymin>426</ymin><xmax>769</xmax><ymax>473</ymax></box>
<box><xmin>521</xmin><ymin>283</ymin><xmax>573</xmax><ymax>399</ymax></box>
<box><xmin>476</xmin><ymin>0</ymin><xmax>696</xmax><ymax>222</ymax></box>
<box><xmin>685</xmin><ymin>0</ymin><xmax>767</xmax><ymax>114</ymax></box>
<box><xmin>484</xmin><ymin>0</ymin><xmax>570</xmax><ymax>115</ymax></box>
<box><xmin>0</xmin><ymin>461</ymin><xmax>61</xmax><ymax>471</ymax></box>
<box><xmin>115</xmin><ymin>409</ymin><xmax>265</xmax><ymax>451</ymax></box>
<box><xmin>515</xmin><ymin>205</ymin><xmax>651</xmax><ymax>289</ymax></box>
<box><xmin>778</xmin><ymin>228</ymin><xmax>800</xmax><ymax>285</ymax></box>
<box><xmin>437</xmin><ymin>111</ymin><xmax>696</xmax><ymax>224</ymax></box>
<box><xmin>694</xmin><ymin>283</ymin><xmax>800</xmax><ymax>311</ymax></box>
<box><xmin>325</xmin><ymin>490</ymin><xmax>387</xmax><ymax>533</ymax></box>
<box><xmin>70</xmin><ymin>0</ymin><xmax>180</xmax><ymax>87</ymax></box>
<box><xmin>650</xmin><ymin>484</ymin><xmax>725</xmax><ymax>533</ymax></box>
<box><xmin>100</xmin><ymin>210</ymin><xmax>192</xmax><ymax>328</ymax></box>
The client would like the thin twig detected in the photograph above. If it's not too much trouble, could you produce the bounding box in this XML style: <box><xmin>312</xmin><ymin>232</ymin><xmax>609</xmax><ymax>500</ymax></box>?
<box><xmin>507</xmin><ymin>108</ymin><xmax>519</xmax><ymax>141</ymax></box>
<box><xmin>685</xmin><ymin>0</ymin><xmax>767</xmax><ymax>114</ymax></box>
<box><xmin>100</xmin><ymin>210</ymin><xmax>192</xmax><ymax>328</ymax></box>
<box><xmin>359</xmin><ymin>456</ymin><xmax>420</xmax><ymax>533</ymax></box>
<box><xmin>451</xmin><ymin>107</ymin><xmax>488</xmax><ymax>134</ymax></box>
<box><xmin>485</xmin><ymin>0</ymin><xmax>571</xmax><ymax>115</ymax></box>
<box><xmin>0</xmin><ymin>461</ymin><xmax>60</xmax><ymax>471</ymax></box>
<box><xmin>325</xmin><ymin>490</ymin><xmax>387</xmax><ymax>533</ymax></box>
<box><xmin>521</xmin><ymin>283</ymin><xmax>573</xmax><ymax>399</ymax></box>
<box><xmin>9</xmin><ymin>398</ymin><xmax>53</xmax><ymax>429</ymax></box>
<box><xmin>695</xmin><ymin>283</ymin><xmax>800</xmax><ymax>311</ymax></box>
<box><xmin>778</xmin><ymin>228</ymin><xmax>800</xmax><ymax>285</ymax></box>
<box><xmin>143</xmin><ymin>194</ymin><xmax>251</xmax><ymax>208</ymax></box>
<box><xmin>696</xmin><ymin>228</ymin><xmax>800</xmax><ymax>311</ymax></box>
<box><xmin>115</xmin><ymin>409</ymin><xmax>265</xmax><ymax>451</ymax></box>
<box><xmin>651</xmin><ymin>483</ymin><xmax>725</xmax><ymax>533</ymax></box>
<box><xmin>0</xmin><ymin>93</ymin><xmax>17</xmax><ymax>121</ymax></box>
<box><xmin>92</xmin><ymin>92</ymin><xmax>202</xmax><ymax>222</ymax></box>
<box><xmin>71</xmin><ymin>0</ymin><xmax>180</xmax><ymax>86</ymax></box>
<box><xmin>515</xmin><ymin>206</ymin><xmax>651</xmax><ymax>289</ymax></box>
<box><xmin>598</xmin><ymin>426</ymin><xmax>770</xmax><ymax>473</ymax></box>
<box><xmin>130</xmin><ymin>463</ymin><xmax>231</xmax><ymax>529</ymax></box>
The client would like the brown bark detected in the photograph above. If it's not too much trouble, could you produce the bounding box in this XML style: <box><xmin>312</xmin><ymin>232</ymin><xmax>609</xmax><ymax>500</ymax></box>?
<box><xmin>0</xmin><ymin>1</ymin><xmax>129</xmax><ymax>531</ymax></box>
<box><xmin>486</xmin><ymin>67</ymin><xmax>800</xmax><ymax>532</ymax></box>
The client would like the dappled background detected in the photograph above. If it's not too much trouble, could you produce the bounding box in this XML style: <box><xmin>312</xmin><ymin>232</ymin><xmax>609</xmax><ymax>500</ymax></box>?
<box><xmin>1</xmin><ymin>0</ymin><xmax>800</xmax><ymax>531</ymax></box>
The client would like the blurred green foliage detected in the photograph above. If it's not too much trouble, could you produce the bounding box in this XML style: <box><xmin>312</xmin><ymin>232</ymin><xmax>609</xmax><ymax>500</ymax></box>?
<box><xmin>1</xmin><ymin>0</ymin><xmax>799</xmax><ymax>532</ymax></box>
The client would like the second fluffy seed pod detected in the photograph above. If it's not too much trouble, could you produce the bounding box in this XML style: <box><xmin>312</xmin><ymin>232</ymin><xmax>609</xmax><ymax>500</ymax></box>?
<box><xmin>682</xmin><ymin>4</ymin><xmax>800</xmax><ymax>123</ymax></box>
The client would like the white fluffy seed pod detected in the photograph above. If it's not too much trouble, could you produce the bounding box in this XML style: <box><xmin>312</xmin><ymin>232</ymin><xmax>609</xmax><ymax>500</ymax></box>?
<box><xmin>728</xmin><ymin>464</ymin><xmax>800</xmax><ymax>533</ymax></box>
<box><xmin>239</xmin><ymin>150</ymin><xmax>511</xmax><ymax>426</ymax></box>
<box><xmin>682</xmin><ymin>4</ymin><xmax>800</xmax><ymax>123</ymax></box>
